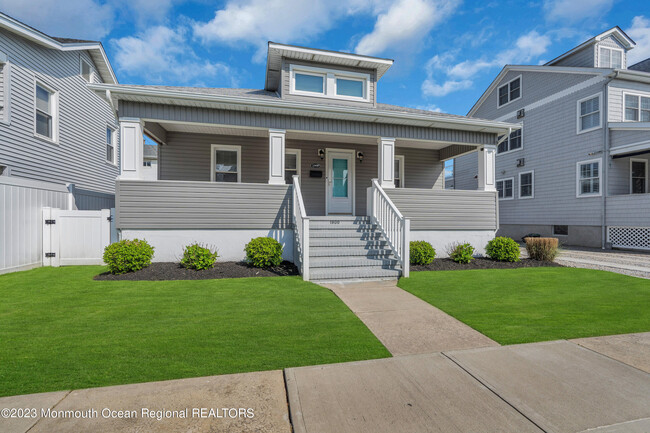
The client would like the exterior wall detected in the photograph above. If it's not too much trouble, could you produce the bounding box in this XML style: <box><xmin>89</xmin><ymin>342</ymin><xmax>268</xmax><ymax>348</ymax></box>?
<box><xmin>552</xmin><ymin>46</ymin><xmax>595</xmax><ymax>68</ymax></box>
<box><xmin>280</xmin><ymin>59</ymin><xmax>377</xmax><ymax>107</ymax></box>
<box><xmin>453</xmin><ymin>151</ymin><xmax>478</xmax><ymax>190</ymax></box>
<box><xmin>606</xmin><ymin>194</ymin><xmax>650</xmax><ymax>226</ymax></box>
<box><xmin>411</xmin><ymin>230</ymin><xmax>496</xmax><ymax>257</ymax></box>
<box><xmin>610</xmin><ymin>130</ymin><xmax>650</xmax><ymax>149</ymax></box>
<box><xmin>608</xmin><ymin>153</ymin><xmax>650</xmax><ymax>195</ymax></box>
<box><xmin>0</xmin><ymin>28</ymin><xmax>119</xmax><ymax>196</ymax></box>
<box><xmin>73</xmin><ymin>187</ymin><xmax>115</xmax><ymax>210</ymax></box>
<box><xmin>607</xmin><ymin>79</ymin><xmax>650</xmax><ymax>123</ymax></box>
<box><xmin>498</xmin><ymin>224</ymin><xmax>603</xmax><ymax>248</ymax></box>
<box><xmin>595</xmin><ymin>35</ymin><xmax>628</xmax><ymax>69</ymax></box>
<box><xmin>121</xmin><ymin>229</ymin><xmax>294</xmax><ymax>262</ymax></box>
<box><xmin>142</xmin><ymin>159</ymin><xmax>158</xmax><ymax>180</ymax></box>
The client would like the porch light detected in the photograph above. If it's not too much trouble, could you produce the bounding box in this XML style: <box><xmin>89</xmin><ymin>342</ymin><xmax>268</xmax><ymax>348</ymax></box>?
<box><xmin>357</xmin><ymin>151</ymin><xmax>364</xmax><ymax>163</ymax></box>
<box><xmin>318</xmin><ymin>149</ymin><xmax>325</xmax><ymax>159</ymax></box>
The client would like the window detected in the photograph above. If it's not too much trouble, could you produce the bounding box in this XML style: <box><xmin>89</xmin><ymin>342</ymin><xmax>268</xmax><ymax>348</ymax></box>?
<box><xmin>80</xmin><ymin>59</ymin><xmax>92</xmax><ymax>82</ymax></box>
<box><xmin>444</xmin><ymin>159</ymin><xmax>454</xmax><ymax>189</ymax></box>
<box><xmin>631</xmin><ymin>159</ymin><xmax>648</xmax><ymax>194</ymax></box>
<box><xmin>211</xmin><ymin>144</ymin><xmax>241</xmax><ymax>182</ymax></box>
<box><xmin>497</xmin><ymin>76</ymin><xmax>521</xmax><ymax>107</ymax></box>
<box><xmin>35</xmin><ymin>82</ymin><xmax>56</xmax><ymax>141</ymax></box>
<box><xmin>624</xmin><ymin>94</ymin><xmax>650</xmax><ymax>122</ymax></box>
<box><xmin>577</xmin><ymin>159</ymin><xmax>601</xmax><ymax>197</ymax></box>
<box><xmin>394</xmin><ymin>155</ymin><xmax>405</xmax><ymax>188</ymax></box>
<box><xmin>598</xmin><ymin>47</ymin><xmax>623</xmax><ymax>69</ymax></box>
<box><xmin>497</xmin><ymin>129</ymin><xmax>522</xmax><ymax>154</ymax></box>
<box><xmin>553</xmin><ymin>225</ymin><xmax>569</xmax><ymax>236</ymax></box>
<box><xmin>285</xmin><ymin>149</ymin><xmax>301</xmax><ymax>184</ymax></box>
<box><xmin>519</xmin><ymin>171</ymin><xmax>534</xmax><ymax>199</ymax></box>
<box><xmin>106</xmin><ymin>126</ymin><xmax>115</xmax><ymax>164</ymax></box>
<box><xmin>143</xmin><ymin>161</ymin><xmax>152</xmax><ymax>167</ymax></box>
<box><xmin>577</xmin><ymin>94</ymin><xmax>601</xmax><ymax>133</ymax></box>
<box><xmin>290</xmin><ymin>64</ymin><xmax>369</xmax><ymax>102</ymax></box>
<box><xmin>496</xmin><ymin>178</ymin><xmax>514</xmax><ymax>200</ymax></box>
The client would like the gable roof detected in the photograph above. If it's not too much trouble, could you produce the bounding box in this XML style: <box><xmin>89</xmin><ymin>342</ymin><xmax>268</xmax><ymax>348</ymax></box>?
<box><xmin>630</xmin><ymin>58</ymin><xmax>650</xmax><ymax>73</ymax></box>
<box><xmin>545</xmin><ymin>26</ymin><xmax>636</xmax><ymax>66</ymax></box>
<box><xmin>0</xmin><ymin>12</ymin><xmax>117</xmax><ymax>84</ymax></box>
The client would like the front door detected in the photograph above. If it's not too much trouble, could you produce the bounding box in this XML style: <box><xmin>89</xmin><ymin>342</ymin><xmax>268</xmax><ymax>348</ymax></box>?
<box><xmin>327</xmin><ymin>150</ymin><xmax>354</xmax><ymax>214</ymax></box>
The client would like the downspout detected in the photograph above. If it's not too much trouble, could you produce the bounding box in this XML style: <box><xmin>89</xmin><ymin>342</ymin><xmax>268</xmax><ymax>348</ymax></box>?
<box><xmin>601</xmin><ymin>73</ymin><xmax>615</xmax><ymax>249</ymax></box>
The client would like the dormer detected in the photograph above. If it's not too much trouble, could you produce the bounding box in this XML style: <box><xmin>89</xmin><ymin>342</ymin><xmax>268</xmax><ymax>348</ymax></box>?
<box><xmin>264</xmin><ymin>42</ymin><xmax>393</xmax><ymax>107</ymax></box>
<box><xmin>545</xmin><ymin>27</ymin><xmax>636</xmax><ymax>69</ymax></box>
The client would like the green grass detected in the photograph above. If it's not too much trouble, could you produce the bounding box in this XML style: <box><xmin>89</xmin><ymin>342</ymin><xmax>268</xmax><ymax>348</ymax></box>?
<box><xmin>399</xmin><ymin>268</ymin><xmax>650</xmax><ymax>345</ymax></box>
<box><xmin>0</xmin><ymin>266</ymin><xmax>390</xmax><ymax>397</ymax></box>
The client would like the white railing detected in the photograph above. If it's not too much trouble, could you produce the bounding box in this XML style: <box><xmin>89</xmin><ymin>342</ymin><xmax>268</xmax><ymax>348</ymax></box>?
<box><xmin>292</xmin><ymin>175</ymin><xmax>310</xmax><ymax>280</ymax></box>
<box><xmin>368</xmin><ymin>179</ymin><xmax>410</xmax><ymax>277</ymax></box>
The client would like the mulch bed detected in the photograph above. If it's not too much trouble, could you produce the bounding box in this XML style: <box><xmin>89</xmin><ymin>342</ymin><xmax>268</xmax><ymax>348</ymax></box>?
<box><xmin>94</xmin><ymin>261</ymin><xmax>299</xmax><ymax>281</ymax></box>
<box><xmin>411</xmin><ymin>257</ymin><xmax>563</xmax><ymax>272</ymax></box>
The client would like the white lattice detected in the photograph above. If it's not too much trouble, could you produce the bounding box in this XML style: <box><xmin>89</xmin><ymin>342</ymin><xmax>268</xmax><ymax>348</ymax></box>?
<box><xmin>607</xmin><ymin>226</ymin><xmax>650</xmax><ymax>250</ymax></box>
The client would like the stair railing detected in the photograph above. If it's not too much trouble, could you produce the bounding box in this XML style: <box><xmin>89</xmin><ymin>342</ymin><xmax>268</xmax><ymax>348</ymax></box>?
<box><xmin>368</xmin><ymin>179</ymin><xmax>410</xmax><ymax>277</ymax></box>
<box><xmin>292</xmin><ymin>175</ymin><xmax>310</xmax><ymax>280</ymax></box>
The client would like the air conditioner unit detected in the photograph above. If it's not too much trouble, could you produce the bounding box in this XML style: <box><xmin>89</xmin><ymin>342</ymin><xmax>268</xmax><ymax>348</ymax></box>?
<box><xmin>516</xmin><ymin>158</ymin><xmax>525</xmax><ymax>167</ymax></box>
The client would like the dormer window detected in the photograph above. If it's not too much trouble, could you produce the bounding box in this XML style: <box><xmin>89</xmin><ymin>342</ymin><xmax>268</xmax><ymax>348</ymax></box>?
<box><xmin>290</xmin><ymin>64</ymin><xmax>370</xmax><ymax>102</ymax></box>
<box><xmin>497</xmin><ymin>76</ymin><xmax>521</xmax><ymax>108</ymax></box>
<box><xmin>598</xmin><ymin>47</ymin><xmax>623</xmax><ymax>69</ymax></box>
<box><xmin>80</xmin><ymin>59</ymin><xmax>92</xmax><ymax>82</ymax></box>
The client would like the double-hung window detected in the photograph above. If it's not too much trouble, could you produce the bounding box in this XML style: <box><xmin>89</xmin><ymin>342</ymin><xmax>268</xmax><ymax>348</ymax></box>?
<box><xmin>285</xmin><ymin>149</ymin><xmax>301</xmax><ymax>184</ymax></box>
<box><xmin>598</xmin><ymin>47</ymin><xmax>623</xmax><ymax>69</ymax></box>
<box><xmin>519</xmin><ymin>171</ymin><xmax>534</xmax><ymax>199</ymax></box>
<box><xmin>106</xmin><ymin>127</ymin><xmax>115</xmax><ymax>164</ymax></box>
<box><xmin>577</xmin><ymin>94</ymin><xmax>601</xmax><ymax>133</ymax></box>
<box><xmin>35</xmin><ymin>82</ymin><xmax>57</xmax><ymax>141</ymax></box>
<box><xmin>577</xmin><ymin>159</ymin><xmax>601</xmax><ymax>197</ymax></box>
<box><xmin>497</xmin><ymin>129</ymin><xmax>522</xmax><ymax>154</ymax></box>
<box><xmin>497</xmin><ymin>76</ymin><xmax>521</xmax><ymax>107</ymax></box>
<box><xmin>394</xmin><ymin>155</ymin><xmax>405</xmax><ymax>188</ymax></box>
<box><xmin>80</xmin><ymin>59</ymin><xmax>92</xmax><ymax>82</ymax></box>
<box><xmin>631</xmin><ymin>159</ymin><xmax>648</xmax><ymax>194</ymax></box>
<box><xmin>211</xmin><ymin>144</ymin><xmax>241</xmax><ymax>182</ymax></box>
<box><xmin>624</xmin><ymin>94</ymin><xmax>650</xmax><ymax>122</ymax></box>
<box><xmin>496</xmin><ymin>178</ymin><xmax>514</xmax><ymax>200</ymax></box>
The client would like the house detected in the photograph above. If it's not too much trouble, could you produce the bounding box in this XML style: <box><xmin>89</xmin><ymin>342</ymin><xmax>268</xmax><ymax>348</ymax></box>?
<box><xmin>453</xmin><ymin>27</ymin><xmax>650</xmax><ymax>251</ymax></box>
<box><xmin>89</xmin><ymin>42</ymin><xmax>518</xmax><ymax>280</ymax></box>
<box><xmin>142</xmin><ymin>144</ymin><xmax>158</xmax><ymax>180</ymax></box>
<box><xmin>0</xmin><ymin>13</ymin><xmax>119</xmax><ymax>273</ymax></box>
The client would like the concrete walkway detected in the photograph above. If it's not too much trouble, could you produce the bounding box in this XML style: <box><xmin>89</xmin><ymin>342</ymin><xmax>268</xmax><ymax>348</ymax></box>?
<box><xmin>571</xmin><ymin>332</ymin><xmax>650</xmax><ymax>373</ymax></box>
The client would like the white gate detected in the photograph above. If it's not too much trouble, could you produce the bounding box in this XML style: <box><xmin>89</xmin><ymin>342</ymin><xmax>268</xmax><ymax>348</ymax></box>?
<box><xmin>42</xmin><ymin>207</ymin><xmax>111</xmax><ymax>266</ymax></box>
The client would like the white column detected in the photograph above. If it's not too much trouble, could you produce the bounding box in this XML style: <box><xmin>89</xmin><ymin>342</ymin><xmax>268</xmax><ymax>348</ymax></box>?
<box><xmin>378</xmin><ymin>137</ymin><xmax>396</xmax><ymax>188</ymax></box>
<box><xmin>478</xmin><ymin>144</ymin><xmax>497</xmax><ymax>191</ymax></box>
<box><xmin>268</xmin><ymin>129</ymin><xmax>286</xmax><ymax>185</ymax></box>
<box><xmin>119</xmin><ymin>118</ymin><xmax>144</xmax><ymax>180</ymax></box>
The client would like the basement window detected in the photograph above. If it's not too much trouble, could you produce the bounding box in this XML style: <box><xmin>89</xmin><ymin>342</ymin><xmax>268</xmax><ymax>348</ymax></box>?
<box><xmin>553</xmin><ymin>225</ymin><xmax>569</xmax><ymax>236</ymax></box>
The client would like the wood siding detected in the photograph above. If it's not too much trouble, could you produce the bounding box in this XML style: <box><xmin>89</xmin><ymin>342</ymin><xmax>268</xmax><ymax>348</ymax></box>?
<box><xmin>606</xmin><ymin>194</ymin><xmax>650</xmax><ymax>226</ymax></box>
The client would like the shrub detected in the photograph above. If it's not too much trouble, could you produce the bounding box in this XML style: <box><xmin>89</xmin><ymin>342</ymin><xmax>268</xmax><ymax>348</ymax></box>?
<box><xmin>448</xmin><ymin>242</ymin><xmax>475</xmax><ymax>264</ymax></box>
<box><xmin>245</xmin><ymin>237</ymin><xmax>283</xmax><ymax>268</ymax></box>
<box><xmin>525</xmin><ymin>237</ymin><xmax>559</xmax><ymax>262</ymax></box>
<box><xmin>180</xmin><ymin>243</ymin><xmax>218</xmax><ymax>270</ymax></box>
<box><xmin>103</xmin><ymin>239</ymin><xmax>154</xmax><ymax>274</ymax></box>
<box><xmin>485</xmin><ymin>237</ymin><xmax>520</xmax><ymax>262</ymax></box>
<box><xmin>410</xmin><ymin>241</ymin><xmax>436</xmax><ymax>265</ymax></box>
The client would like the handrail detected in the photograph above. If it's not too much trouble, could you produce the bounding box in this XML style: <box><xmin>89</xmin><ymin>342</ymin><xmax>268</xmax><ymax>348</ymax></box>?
<box><xmin>368</xmin><ymin>179</ymin><xmax>410</xmax><ymax>278</ymax></box>
<box><xmin>292</xmin><ymin>175</ymin><xmax>310</xmax><ymax>280</ymax></box>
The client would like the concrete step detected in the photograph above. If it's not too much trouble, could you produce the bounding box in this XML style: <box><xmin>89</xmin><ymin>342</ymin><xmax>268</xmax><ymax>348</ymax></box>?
<box><xmin>310</xmin><ymin>266</ymin><xmax>402</xmax><ymax>281</ymax></box>
<box><xmin>309</xmin><ymin>230</ymin><xmax>383</xmax><ymax>239</ymax></box>
<box><xmin>310</xmin><ymin>221</ymin><xmax>379</xmax><ymax>230</ymax></box>
<box><xmin>310</xmin><ymin>256</ymin><xmax>399</xmax><ymax>268</ymax></box>
<box><xmin>310</xmin><ymin>247</ymin><xmax>394</xmax><ymax>257</ymax></box>
<box><xmin>310</xmin><ymin>238</ymin><xmax>388</xmax><ymax>248</ymax></box>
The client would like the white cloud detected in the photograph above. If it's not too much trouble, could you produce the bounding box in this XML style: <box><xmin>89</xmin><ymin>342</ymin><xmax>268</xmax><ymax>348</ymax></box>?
<box><xmin>627</xmin><ymin>16</ymin><xmax>650</xmax><ymax>65</ymax></box>
<box><xmin>0</xmin><ymin>0</ymin><xmax>114</xmax><ymax>40</ymax></box>
<box><xmin>421</xmin><ymin>79</ymin><xmax>472</xmax><ymax>97</ymax></box>
<box><xmin>117</xmin><ymin>0</ymin><xmax>178</xmax><ymax>25</ymax></box>
<box><xmin>414</xmin><ymin>103</ymin><xmax>443</xmax><ymax>112</ymax></box>
<box><xmin>354</xmin><ymin>0</ymin><xmax>459</xmax><ymax>56</ymax></box>
<box><xmin>112</xmin><ymin>26</ymin><xmax>235</xmax><ymax>86</ymax></box>
<box><xmin>543</xmin><ymin>0</ymin><xmax>614</xmax><ymax>22</ymax></box>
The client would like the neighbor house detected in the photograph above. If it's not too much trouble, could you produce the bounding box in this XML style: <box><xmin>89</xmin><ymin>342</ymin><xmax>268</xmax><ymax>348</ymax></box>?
<box><xmin>453</xmin><ymin>27</ymin><xmax>650</xmax><ymax>251</ymax></box>
<box><xmin>0</xmin><ymin>13</ymin><xmax>119</xmax><ymax>273</ymax></box>
<box><xmin>89</xmin><ymin>43</ymin><xmax>518</xmax><ymax>280</ymax></box>
<box><xmin>142</xmin><ymin>143</ymin><xmax>158</xmax><ymax>180</ymax></box>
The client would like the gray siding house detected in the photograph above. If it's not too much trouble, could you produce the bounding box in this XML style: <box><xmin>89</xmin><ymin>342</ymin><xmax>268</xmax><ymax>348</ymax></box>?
<box><xmin>454</xmin><ymin>27</ymin><xmax>650</xmax><ymax>251</ymax></box>
<box><xmin>90</xmin><ymin>42</ymin><xmax>518</xmax><ymax>280</ymax></box>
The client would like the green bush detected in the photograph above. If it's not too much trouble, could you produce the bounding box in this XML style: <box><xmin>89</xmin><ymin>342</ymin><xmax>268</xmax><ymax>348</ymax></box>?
<box><xmin>448</xmin><ymin>242</ymin><xmax>475</xmax><ymax>264</ymax></box>
<box><xmin>485</xmin><ymin>237</ymin><xmax>520</xmax><ymax>262</ymax></box>
<box><xmin>410</xmin><ymin>241</ymin><xmax>436</xmax><ymax>265</ymax></box>
<box><xmin>180</xmin><ymin>243</ymin><xmax>219</xmax><ymax>270</ymax></box>
<box><xmin>103</xmin><ymin>239</ymin><xmax>154</xmax><ymax>274</ymax></box>
<box><xmin>245</xmin><ymin>237</ymin><xmax>283</xmax><ymax>268</ymax></box>
<box><xmin>525</xmin><ymin>237</ymin><xmax>560</xmax><ymax>262</ymax></box>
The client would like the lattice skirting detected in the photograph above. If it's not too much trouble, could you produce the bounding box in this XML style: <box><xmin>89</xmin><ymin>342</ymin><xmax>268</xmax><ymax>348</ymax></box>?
<box><xmin>607</xmin><ymin>226</ymin><xmax>650</xmax><ymax>250</ymax></box>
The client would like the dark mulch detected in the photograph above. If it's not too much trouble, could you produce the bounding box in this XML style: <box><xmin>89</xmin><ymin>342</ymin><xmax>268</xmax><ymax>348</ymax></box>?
<box><xmin>411</xmin><ymin>257</ymin><xmax>563</xmax><ymax>272</ymax></box>
<box><xmin>94</xmin><ymin>261</ymin><xmax>300</xmax><ymax>281</ymax></box>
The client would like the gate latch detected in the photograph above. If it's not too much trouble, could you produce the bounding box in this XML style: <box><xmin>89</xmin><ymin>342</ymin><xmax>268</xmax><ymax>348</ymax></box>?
<box><xmin>45</xmin><ymin>253</ymin><xmax>56</xmax><ymax>258</ymax></box>
<box><xmin>45</xmin><ymin>219</ymin><xmax>56</xmax><ymax>225</ymax></box>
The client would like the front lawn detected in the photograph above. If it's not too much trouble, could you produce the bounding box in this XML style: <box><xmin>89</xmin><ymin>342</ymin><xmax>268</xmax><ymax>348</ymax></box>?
<box><xmin>399</xmin><ymin>268</ymin><xmax>650</xmax><ymax>345</ymax></box>
<box><xmin>0</xmin><ymin>266</ymin><xmax>389</xmax><ymax>397</ymax></box>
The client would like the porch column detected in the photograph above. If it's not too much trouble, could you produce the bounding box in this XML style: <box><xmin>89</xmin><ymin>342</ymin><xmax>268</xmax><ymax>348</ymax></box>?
<box><xmin>119</xmin><ymin>118</ymin><xmax>144</xmax><ymax>180</ymax></box>
<box><xmin>478</xmin><ymin>144</ymin><xmax>497</xmax><ymax>191</ymax></box>
<box><xmin>378</xmin><ymin>137</ymin><xmax>396</xmax><ymax>188</ymax></box>
<box><xmin>268</xmin><ymin>129</ymin><xmax>286</xmax><ymax>185</ymax></box>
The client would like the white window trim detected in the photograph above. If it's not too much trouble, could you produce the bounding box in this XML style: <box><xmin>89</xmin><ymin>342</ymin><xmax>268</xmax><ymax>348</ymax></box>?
<box><xmin>285</xmin><ymin>148</ymin><xmax>301</xmax><ymax>179</ymax></box>
<box><xmin>496</xmin><ymin>126</ymin><xmax>524</xmax><ymax>156</ymax></box>
<box><xmin>210</xmin><ymin>144</ymin><xmax>241</xmax><ymax>183</ymax></box>
<box><xmin>496</xmin><ymin>75</ymin><xmax>522</xmax><ymax>109</ymax></box>
<box><xmin>518</xmin><ymin>170</ymin><xmax>534</xmax><ymax>199</ymax></box>
<box><xmin>622</xmin><ymin>91</ymin><xmax>650</xmax><ymax>122</ymax></box>
<box><xmin>630</xmin><ymin>158</ymin><xmax>648</xmax><ymax>194</ymax></box>
<box><xmin>106</xmin><ymin>124</ymin><xmax>117</xmax><ymax>166</ymax></box>
<box><xmin>33</xmin><ymin>79</ymin><xmax>59</xmax><ymax>144</ymax></box>
<box><xmin>496</xmin><ymin>177</ymin><xmax>514</xmax><ymax>201</ymax></box>
<box><xmin>597</xmin><ymin>46</ymin><xmax>625</xmax><ymax>69</ymax></box>
<box><xmin>576</xmin><ymin>158</ymin><xmax>602</xmax><ymax>198</ymax></box>
<box><xmin>289</xmin><ymin>64</ymin><xmax>370</xmax><ymax>103</ymax></box>
<box><xmin>0</xmin><ymin>58</ymin><xmax>10</xmax><ymax>125</ymax></box>
<box><xmin>576</xmin><ymin>92</ymin><xmax>602</xmax><ymax>135</ymax></box>
<box><xmin>79</xmin><ymin>57</ymin><xmax>93</xmax><ymax>83</ymax></box>
<box><xmin>394</xmin><ymin>155</ymin><xmax>405</xmax><ymax>188</ymax></box>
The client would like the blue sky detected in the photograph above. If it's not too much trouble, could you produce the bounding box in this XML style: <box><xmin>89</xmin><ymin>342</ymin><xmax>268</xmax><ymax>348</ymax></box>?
<box><xmin>2</xmin><ymin>0</ymin><xmax>649</xmax><ymax>115</ymax></box>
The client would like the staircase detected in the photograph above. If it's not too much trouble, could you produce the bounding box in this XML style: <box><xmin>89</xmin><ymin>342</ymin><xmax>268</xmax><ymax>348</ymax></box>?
<box><xmin>308</xmin><ymin>216</ymin><xmax>402</xmax><ymax>281</ymax></box>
